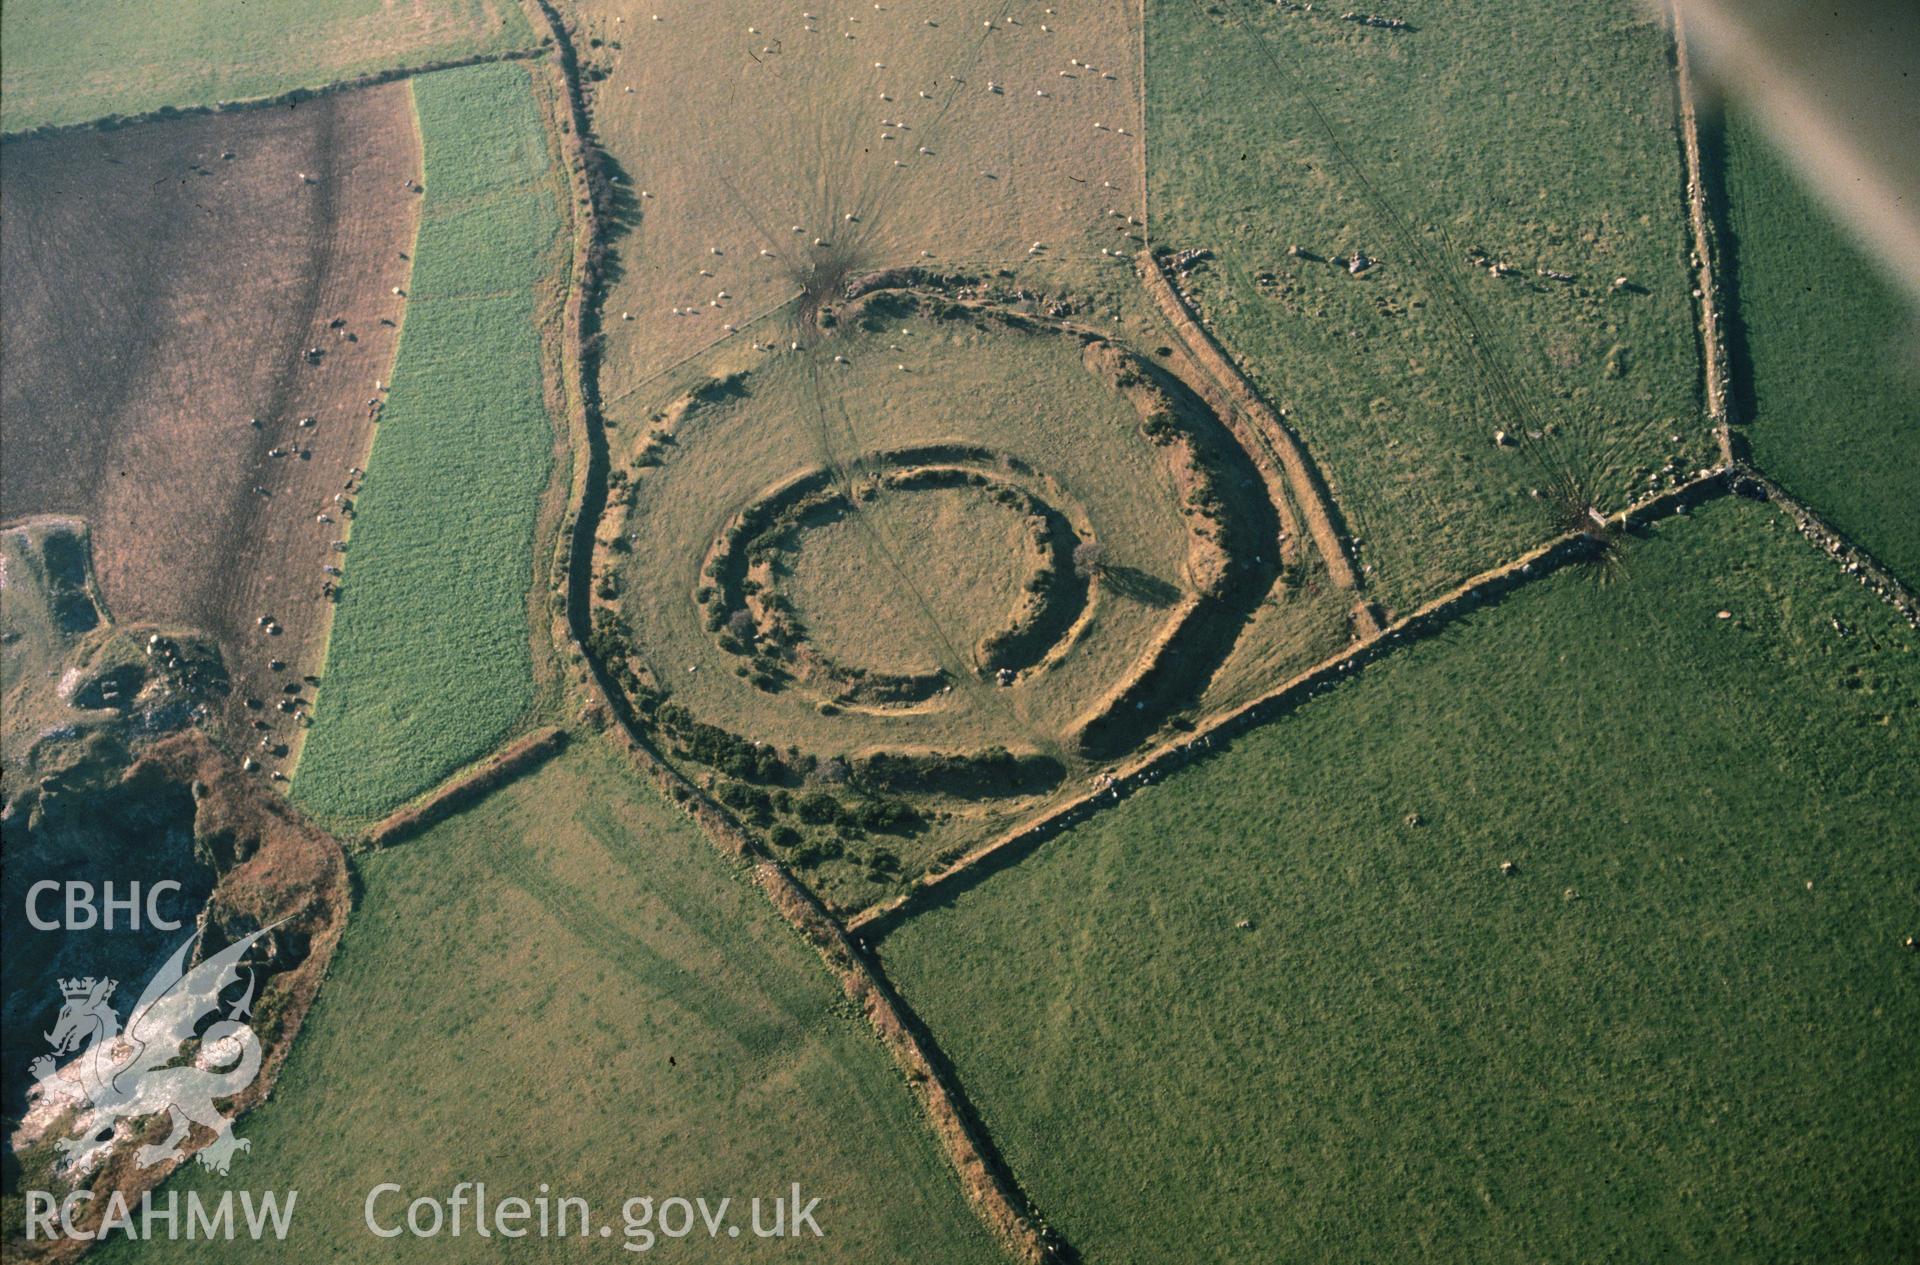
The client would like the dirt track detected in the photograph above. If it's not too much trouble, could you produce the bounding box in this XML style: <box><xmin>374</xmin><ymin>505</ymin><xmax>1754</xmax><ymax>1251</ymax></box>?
<box><xmin>0</xmin><ymin>85</ymin><xmax>421</xmax><ymax>758</ymax></box>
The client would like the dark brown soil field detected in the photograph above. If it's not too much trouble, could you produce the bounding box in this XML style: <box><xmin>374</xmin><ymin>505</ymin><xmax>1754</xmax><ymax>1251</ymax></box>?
<box><xmin>0</xmin><ymin>85</ymin><xmax>421</xmax><ymax>759</ymax></box>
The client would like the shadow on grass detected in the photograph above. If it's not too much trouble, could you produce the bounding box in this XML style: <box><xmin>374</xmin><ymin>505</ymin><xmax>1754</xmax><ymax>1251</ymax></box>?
<box><xmin>1099</xmin><ymin>564</ymin><xmax>1182</xmax><ymax>609</ymax></box>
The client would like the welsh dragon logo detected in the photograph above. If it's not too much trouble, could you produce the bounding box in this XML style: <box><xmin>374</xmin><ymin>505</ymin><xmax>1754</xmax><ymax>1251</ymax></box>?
<box><xmin>28</xmin><ymin>924</ymin><xmax>278</xmax><ymax>1177</ymax></box>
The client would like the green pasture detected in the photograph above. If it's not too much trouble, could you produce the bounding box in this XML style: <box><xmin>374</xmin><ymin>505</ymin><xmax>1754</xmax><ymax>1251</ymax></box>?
<box><xmin>1712</xmin><ymin>110</ymin><xmax>1920</xmax><ymax>583</ymax></box>
<box><xmin>110</xmin><ymin>738</ymin><xmax>999</xmax><ymax>1264</ymax></box>
<box><xmin>885</xmin><ymin>496</ymin><xmax>1919</xmax><ymax>1262</ymax></box>
<box><xmin>1147</xmin><ymin>0</ymin><xmax>1710</xmax><ymax>614</ymax></box>
<box><xmin>0</xmin><ymin>0</ymin><xmax>534</xmax><ymax>132</ymax></box>
<box><xmin>295</xmin><ymin>61</ymin><xmax>561</xmax><ymax>822</ymax></box>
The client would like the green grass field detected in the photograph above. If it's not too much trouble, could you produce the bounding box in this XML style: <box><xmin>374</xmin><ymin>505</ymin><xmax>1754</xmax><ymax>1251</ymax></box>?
<box><xmin>0</xmin><ymin>0</ymin><xmax>533</xmax><ymax>133</ymax></box>
<box><xmin>1148</xmin><ymin>0</ymin><xmax>1710</xmax><ymax>614</ymax></box>
<box><xmin>1714</xmin><ymin>111</ymin><xmax>1920</xmax><ymax>584</ymax></box>
<box><xmin>884</xmin><ymin>496</ymin><xmax>1919</xmax><ymax>1262</ymax></box>
<box><xmin>295</xmin><ymin>61</ymin><xmax>562</xmax><ymax>822</ymax></box>
<box><xmin>107</xmin><ymin>738</ymin><xmax>998</xmax><ymax>1263</ymax></box>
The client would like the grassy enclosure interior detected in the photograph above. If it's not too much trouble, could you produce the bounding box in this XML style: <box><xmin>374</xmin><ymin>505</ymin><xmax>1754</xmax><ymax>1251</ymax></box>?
<box><xmin>610</xmin><ymin>315</ymin><xmax>1194</xmax><ymax>758</ymax></box>
<box><xmin>294</xmin><ymin>60</ymin><xmax>563</xmax><ymax>822</ymax></box>
<box><xmin>107</xmin><ymin>738</ymin><xmax>999</xmax><ymax>1265</ymax></box>
<box><xmin>1146</xmin><ymin>0</ymin><xmax>1711</xmax><ymax>613</ymax></box>
<box><xmin>600</xmin><ymin>300</ymin><xmax>1352</xmax><ymax>909</ymax></box>
<box><xmin>1712</xmin><ymin>109</ymin><xmax>1920</xmax><ymax>584</ymax></box>
<box><xmin>0</xmin><ymin>0</ymin><xmax>534</xmax><ymax>132</ymax></box>
<box><xmin>883</xmin><ymin>496</ymin><xmax>1919</xmax><ymax>1263</ymax></box>
<box><xmin>780</xmin><ymin>484</ymin><xmax>1042</xmax><ymax>678</ymax></box>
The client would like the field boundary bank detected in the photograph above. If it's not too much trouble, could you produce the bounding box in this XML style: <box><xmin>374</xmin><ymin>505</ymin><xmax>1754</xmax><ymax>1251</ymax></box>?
<box><xmin>1738</xmin><ymin>469</ymin><xmax>1920</xmax><ymax>626</ymax></box>
<box><xmin>0</xmin><ymin>48</ymin><xmax>544</xmax><ymax>143</ymax></box>
<box><xmin>850</xmin><ymin>471</ymin><xmax>1732</xmax><ymax>939</ymax></box>
<box><xmin>1669</xmin><ymin>2</ymin><xmax>1733</xmax><ymax>464</ymax></box>
<box><xmin>1136</xmin><ymin>249</ymin><xmax>1379</xmax><ymax>633</ymax></box>
<box><xmin>276</xmin><ymin>84</ymin><xmax>429</xmax><ymax>784</ymax></box>
<box><xmin>525</xmin><ymin>2</ymin><xmax>1062</xmax><ymax>1260</ymax></box>
<box><xmin>361</xmin><ymin>726</ymin><xmax>568</xmax><ymax>849</ymax></box>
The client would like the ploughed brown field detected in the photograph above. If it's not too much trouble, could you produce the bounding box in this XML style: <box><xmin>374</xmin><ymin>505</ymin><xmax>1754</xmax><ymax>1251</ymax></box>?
<box><xmin>0</xmin><ymin>85</ymin><xmax>420</xmax><ymax>746</ymax></box>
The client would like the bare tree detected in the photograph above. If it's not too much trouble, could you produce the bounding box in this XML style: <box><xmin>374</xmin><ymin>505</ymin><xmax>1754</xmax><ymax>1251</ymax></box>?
<box><xmin>1072</xmin><ymin>539</ymin><xmax>1107</xmax><ymax>579</ymax></box>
